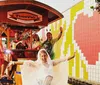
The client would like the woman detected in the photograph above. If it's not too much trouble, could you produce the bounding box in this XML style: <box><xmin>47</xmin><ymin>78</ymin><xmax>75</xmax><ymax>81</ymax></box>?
<box><xmin>8</xmin><ymin>49</ymin><xmax>76</xmax><ymax>85</ymax></box>
<box><xmin>32</xmin><ymin>34</ymin><xmax>41</xmax><ymax>51</ymax></box>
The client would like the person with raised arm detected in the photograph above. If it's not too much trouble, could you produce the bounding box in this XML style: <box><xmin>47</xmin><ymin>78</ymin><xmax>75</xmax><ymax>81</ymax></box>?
<box><xmin>7</xmin><ymin>49</ymin><xmax>76</xmax><ymax>85</ymax></box>
<box><xmin>42</xmin><ymin>27</ymin><xmax>63</xmax><ymax>60</ymax></box>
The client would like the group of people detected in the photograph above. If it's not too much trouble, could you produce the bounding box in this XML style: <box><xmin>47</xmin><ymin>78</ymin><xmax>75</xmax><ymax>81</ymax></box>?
<box><xmin>11</xmin><ymin>26</ymin><xmax>63</xmax><ymax>59</ymax></box>
<box><xmin>0</xmin><ymin>27</ymin><xmax>63</xmax><ymax>79</ymax></box>
<box><xmin>0</xmin><ymin>26</ymin><xmax>76</xmax><ymax>85</ymax></box>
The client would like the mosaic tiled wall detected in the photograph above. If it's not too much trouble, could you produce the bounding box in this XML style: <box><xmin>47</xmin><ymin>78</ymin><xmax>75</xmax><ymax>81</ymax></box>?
<box><xmin>41</xmin><ymin>0</ymin><xmax>100</xmax><ymax>83</ymax></box>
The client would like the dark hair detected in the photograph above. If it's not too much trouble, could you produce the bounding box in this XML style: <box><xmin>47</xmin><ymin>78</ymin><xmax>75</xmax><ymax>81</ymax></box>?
<box><xmin>47</xmin><ymin>32</ymin><xmax>52</xmax><ymax>35</ymax></box>
<box><xmin>33</xmin><ymin>34</ymin><xmax>40</xmax><ymax>41</ymax></box>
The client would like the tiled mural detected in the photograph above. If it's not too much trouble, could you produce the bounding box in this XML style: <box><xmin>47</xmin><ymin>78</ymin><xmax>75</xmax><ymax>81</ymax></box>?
<box><xmin>41</xmin><ymin>0</ymin><xmax>100</xmax><ymax>84</ymax></box>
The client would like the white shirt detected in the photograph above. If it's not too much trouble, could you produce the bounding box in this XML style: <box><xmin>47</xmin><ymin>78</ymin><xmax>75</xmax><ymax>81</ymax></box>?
<box><xmin>21</xmin><ymin>60</ymin><xmax>53</xmax><ymax>85</ymax></box>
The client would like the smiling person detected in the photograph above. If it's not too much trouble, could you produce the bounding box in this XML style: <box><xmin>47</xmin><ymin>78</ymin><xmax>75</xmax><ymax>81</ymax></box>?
<box><xmin>32</xmin><ymin>33</ymin><xmax>42</xmax><ymax>51</ymax></box>
<box><xmin>7</xmin><ymin>49</ymin><xmax>76</xmax><ymax>85</ymax></box>
<box><xmin>42</xmin><ymin>27</ymin><xmax>63</xmax><ymax>60</ymax></box>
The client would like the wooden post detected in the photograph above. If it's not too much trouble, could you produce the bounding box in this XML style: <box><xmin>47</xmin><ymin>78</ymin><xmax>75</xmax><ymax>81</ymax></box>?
<box><xmin>7</xmin><ymin>27</ymin><xmax>10</xmax><ymax>49</ymax></box>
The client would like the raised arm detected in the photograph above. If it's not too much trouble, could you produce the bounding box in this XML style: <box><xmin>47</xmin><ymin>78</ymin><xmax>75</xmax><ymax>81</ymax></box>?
<box><xmin>53</xmin><ymin>52</ymin><xmax>76</xmax><ymax>66</ymax></box>
<box><xmin>57</xmin><ymin>27</ymin><xmax>63</xmax><ymax>40</ymax></box>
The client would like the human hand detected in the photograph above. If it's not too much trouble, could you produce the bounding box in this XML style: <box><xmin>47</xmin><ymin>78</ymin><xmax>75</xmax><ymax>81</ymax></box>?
<box><xmin>60</xmin><ymin>27</ymin><xmax>63</xmax><ymax>33</ymax></box>
<box><xmin>7</xmin><ymin>61</ymin><xmax>15</xmax><ymax>68</ymax></box>
<box><xmin>73</xmin><ymin>52</ymin><xmax>76</xmax><ymax>58</ymax></box>
<box><xmin>67</xmin><ymin>51</ymin><xmax>76</xmax><ymax>61</ymax></box>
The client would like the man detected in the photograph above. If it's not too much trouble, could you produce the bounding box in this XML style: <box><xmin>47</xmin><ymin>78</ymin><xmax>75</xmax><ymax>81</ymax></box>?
<box><xmin>4</xmin><ymin>31</ymin><xmax>27</xmax><ymax>79</ymax></box>
<box><xmin>42</xmin><ymin>27</ymin><xmax>63</xmax><ymax>59</ymax></box>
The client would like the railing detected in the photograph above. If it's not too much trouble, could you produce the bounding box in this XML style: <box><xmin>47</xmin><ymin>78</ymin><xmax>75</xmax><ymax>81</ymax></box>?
<box><xmin>68</xmin><ymin>76</ymin><xmax>100</xmax><ymax>85</ymax></box>
<box><xmin>11</xmin><ymin>49</ymin><xmax>38</xmax><ymax>60</ymax></box>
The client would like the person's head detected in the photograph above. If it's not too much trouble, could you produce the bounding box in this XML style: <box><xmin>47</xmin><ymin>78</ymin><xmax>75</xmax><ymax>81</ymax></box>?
<box><xmin>19</xmin><ymin>34</ymin><xmax>23</xmax><ymax>41</ymax></box>
<box><xmin>46</xmin><ymin>32</ymin><xmax>52</xmax><ymax>41</ymax></box>
<box><xmin>33</xmin><ymin>34</ymin><xmax>40</xmax><ymax>41</ymax></box>
<box><xmin>14</xmin><ymin>31</ymin><xmax>22</xmax><ymax>40</ymax></box>
<box><xmin>14</xmin><ymin>32</ymin><xmax>18</xmax><ymax>40</ymax></box>
<box><xmin>37</xmin><ymin>49</ymin><xmax>50</xmax><ymax>63</ymax></box>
